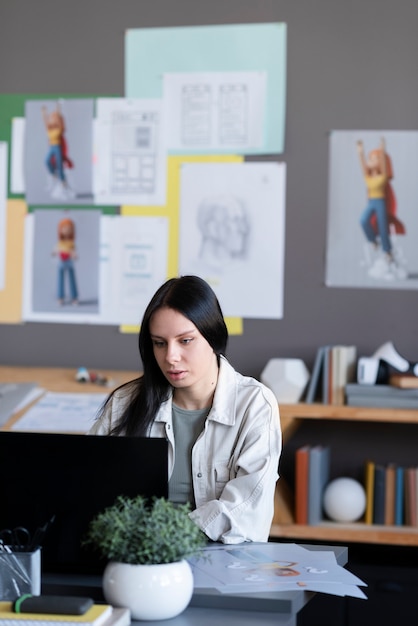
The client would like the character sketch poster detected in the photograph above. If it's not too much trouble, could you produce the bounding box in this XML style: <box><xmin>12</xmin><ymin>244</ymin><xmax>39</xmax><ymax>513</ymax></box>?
<box><xmin>326</xmin><ymin>130</ymin><xmax>418</xmax><ymax>290</ymax></box>
<box><xmin>178</xmin><ymin>161</ymin><xmax>285</xmax><ymax>319</ymax></box>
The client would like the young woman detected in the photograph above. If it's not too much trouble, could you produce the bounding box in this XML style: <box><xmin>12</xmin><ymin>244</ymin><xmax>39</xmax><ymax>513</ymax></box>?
<box><xmin>89</xmin><ymin>275</ymin><xmax>282</xmax><ymax>544</ymax></box>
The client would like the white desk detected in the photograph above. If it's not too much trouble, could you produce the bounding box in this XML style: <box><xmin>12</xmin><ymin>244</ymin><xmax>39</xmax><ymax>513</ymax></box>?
<box><xmin>42</xmin><ymin>545</ymin><xmax>348</xmax><ymax>626</ymax></box>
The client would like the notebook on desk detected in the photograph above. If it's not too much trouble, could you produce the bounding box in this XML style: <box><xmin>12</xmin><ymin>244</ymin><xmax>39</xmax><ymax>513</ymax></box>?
<box><xmin>0</xmin><ymin>431</ymin><xmax>168</xmax><ymax>575</ymax></box>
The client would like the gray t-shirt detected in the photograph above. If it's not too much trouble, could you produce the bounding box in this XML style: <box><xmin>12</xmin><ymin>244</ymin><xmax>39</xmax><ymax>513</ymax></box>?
<box><xmin>168</xmin><ymin>404</ymin><xmax>209</xmax><ymax>506</ymax></box>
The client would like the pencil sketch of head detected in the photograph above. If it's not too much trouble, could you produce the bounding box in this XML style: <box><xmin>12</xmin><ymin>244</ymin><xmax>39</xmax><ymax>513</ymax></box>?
<box><xmin>197</xmin><ymin>195</ymin><xmax>250</xmax><ymax>267</ymax></box>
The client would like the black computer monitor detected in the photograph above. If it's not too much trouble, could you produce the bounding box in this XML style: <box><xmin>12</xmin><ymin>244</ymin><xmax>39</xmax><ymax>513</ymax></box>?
<box><xmin>0</xmin><ymin>431</ymin><xmax>168</xmax><ymax>575</ymax></box>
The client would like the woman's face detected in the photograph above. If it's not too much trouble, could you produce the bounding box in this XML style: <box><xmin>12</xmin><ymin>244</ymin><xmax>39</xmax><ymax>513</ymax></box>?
<box><xmin>149</xmin><ymin>307</ymin><xmax>218</xmax><ymax>394</ymax></box>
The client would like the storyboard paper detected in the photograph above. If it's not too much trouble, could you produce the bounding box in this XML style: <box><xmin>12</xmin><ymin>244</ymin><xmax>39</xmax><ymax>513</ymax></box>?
<box><xmin>163</xmin><ymin>71</ymin><xmax>266</xmax><ymax>153</ymax></box>
<box><xmin>94</xmin><ymin>98</ymin><xmax>168</xmax><ymax>206</ymax></box>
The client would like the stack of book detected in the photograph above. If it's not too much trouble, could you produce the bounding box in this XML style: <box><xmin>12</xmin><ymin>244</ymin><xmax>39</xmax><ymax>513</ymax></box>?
<box><xmin>305</xmin><ymin>345</ymin><xmax>357</xmax><ymax>405</ymax></box>
<box><xmin>294</xmin><ymin>444</ymin><xmax>330</xmax><ymax>525</ymax></box>
<box><xmin>0</xmin><ymin>603</ymin><xmax>130</xmax><ymax>626</ymax></box>
<box><xmin>364</xmin><ymin>460</ymin><xmax>418</xmax><ymax>526</ymax></box>
<box><xmin>345</xmin><ymin>383</ymin><xmax>418</xmax><ymax>409</ymax></box>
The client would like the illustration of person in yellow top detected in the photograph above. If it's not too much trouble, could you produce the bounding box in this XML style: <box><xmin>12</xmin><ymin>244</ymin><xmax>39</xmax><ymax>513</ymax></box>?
<box><xmin>52</xmin><ymin>218</ymin><xmax>78</xmax><ymax>305</ymax></box>
<box><xmin>42</xmin><ymin>102</ymin><xmax>75</xmax><ymax>200</ymax></box>
<box><xmin>357</xmin><ymin>136</ymin><xmax>394</xmax><ymax>264</ymax></box>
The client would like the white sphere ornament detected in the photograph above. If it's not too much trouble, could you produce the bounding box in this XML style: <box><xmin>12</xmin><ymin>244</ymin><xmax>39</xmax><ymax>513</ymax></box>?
<box><xmin>261</xmin><ymin>358</ymin><xmax>310</xmax><ymax>403</ymax></box>
<box><xmin>323</xmin><ymin>477</ymin><xmax>366</xmax><ymax>523</ymax></box>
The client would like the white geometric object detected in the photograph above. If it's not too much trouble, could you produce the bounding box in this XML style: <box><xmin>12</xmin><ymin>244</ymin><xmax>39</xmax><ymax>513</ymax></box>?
<box><xmin>261</xmin><ymin>358</ymin><xmax>310</xmax><ymax>403</ymax></box>
<box><xmin>323</xmin><ymin>477</ymin><xmax>366</xmax><ymax>523</ymax></box>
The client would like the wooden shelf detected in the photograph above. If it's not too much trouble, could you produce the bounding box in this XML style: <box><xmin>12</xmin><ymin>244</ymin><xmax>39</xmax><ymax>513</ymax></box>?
<box><xmin>271</xmin><ymin>402</ymin><xmax>418</xmax><ymax>547</ymax></box>
<box><xmin>270</xmin><ymin>521</ymin><xmax>418</xmax><ymax>547</ymax></box>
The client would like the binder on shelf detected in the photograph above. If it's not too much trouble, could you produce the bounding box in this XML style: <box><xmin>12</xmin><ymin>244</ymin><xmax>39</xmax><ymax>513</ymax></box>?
<box><xmin>295</xmin><ymin>445</ymin><xmax>310</xmax><ymax>524</ymax></box>
<box><xmin>322</xmin><ymin>346</ymin><xmax>332</xmax><ymax>405</ymax></box>
<box><xmin>307</xmin><ymin>445</ymin><xmax>330</xmax><ymax>525</ymax></box>
<box><xmin>305</xmin><ymin>347</ymin><xmax>326</xmax><ymax>403</ymax></box>
<box><xmin>373</xmin><ymin>464</ymin><xmax>386</xmax><ymax>525</ymax></box>
<box><xmin>404</xmin><ymin>467</ymin><xmax>417</xmax><ymax>527</ymax></box>
<box><xmin>395</xmin><ymin>466</ymin><xmax>405</xmax><ymax>526</ymax></box>
<box><xmin>335</xmin><ymin>345</ymin><xmax>357</xmax><ymax>405</ymax></box>
<box><xmin>384</xmin><ymin>464</ymin><xmax>396</xmax><ymax>526</ymax></box>
<box><xmin>305</xmin><ymin>344</ymin><xmax>357</xmax><ymax>405</ymax></box>
<box><xmin>364</xmin><ymin>459</ymin><xmax>375</xmax><ymax>524</ymax></box>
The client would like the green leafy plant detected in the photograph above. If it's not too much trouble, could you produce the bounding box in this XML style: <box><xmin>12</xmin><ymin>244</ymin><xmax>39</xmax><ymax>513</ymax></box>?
<box><xmin>84</xmin><ymin>495</ymin><xmax>207</xmax><ymax>565</ymax></box>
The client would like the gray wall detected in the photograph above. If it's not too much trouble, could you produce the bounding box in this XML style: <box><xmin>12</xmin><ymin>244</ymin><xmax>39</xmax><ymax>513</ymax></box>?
<box><xmin>1</xmin><ymin>0</ymin><xmax>417</xmax><ymax>378</ymax></box>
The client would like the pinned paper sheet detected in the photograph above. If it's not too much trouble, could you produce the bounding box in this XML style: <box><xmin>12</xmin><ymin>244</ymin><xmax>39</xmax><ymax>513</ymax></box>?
<box><xmin>126</xmin><ymin>22</ymin><xmax>287</xmax><ymax>154</ymax></box>
<box><xmin>121</xmin><ymin>153</ymin><xmax>244</xmax><ymax>335</ymax></box>
<box><xmin>0</xmin><ymin>200</ymin><xmax>26</xmax><ymax>323</ymax></box>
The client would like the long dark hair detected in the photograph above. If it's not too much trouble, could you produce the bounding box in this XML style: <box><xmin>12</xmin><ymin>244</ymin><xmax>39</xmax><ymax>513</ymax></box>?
<box><xmin>107</xmin><ymin>276</ymin><xmax>228</xmax><ymax>436</ymax></box>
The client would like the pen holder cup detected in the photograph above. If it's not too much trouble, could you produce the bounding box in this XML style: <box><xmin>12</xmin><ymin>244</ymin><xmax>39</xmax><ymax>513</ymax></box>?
<box><xmin>0</xmin><ymin>548</ymin><xmax>41</xmax><ymax>600</ymax></box>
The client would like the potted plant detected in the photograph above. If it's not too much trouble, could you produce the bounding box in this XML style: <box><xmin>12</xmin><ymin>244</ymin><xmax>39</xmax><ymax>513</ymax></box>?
<box><xmin>84</xmin><ymin>494</ymin><xmax>207</xmax><ymax>621</ymax></box>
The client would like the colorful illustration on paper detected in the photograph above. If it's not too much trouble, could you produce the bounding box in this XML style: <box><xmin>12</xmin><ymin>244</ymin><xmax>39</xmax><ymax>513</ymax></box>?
<box><xmin>24</xmin><ymin>99</ymin><xmax>94</xmax><ymax>205</ymax></box>
<box><xmin>326</xmin><ymin>130</ymin><xmax>418</xmax><ymax>289</ymax></box>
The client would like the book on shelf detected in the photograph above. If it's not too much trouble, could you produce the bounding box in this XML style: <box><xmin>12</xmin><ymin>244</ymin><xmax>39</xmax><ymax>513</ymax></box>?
<box><xmin>384</xmin><ymin>464</ymin><xmax>396</xmax><ymax>525</ymax></box>
<box><xmin>307</xmin><ymin>445</ymin><xmax>330</xmax><ymax>525</ymax></box>
<box><xmin>305</xmin><ymin>346</ymin><xmax>326</xmax><ymax>403</ymax></box>
<box><xmin>364</xmin><ymin>460</ymin><xmax>418</xmax><ymax>528</ymax></box>
<box><xmin>390</xmin><ymin>374</ymin><xmax>418</xmax><ymax>389</ymax></box>
<box><xmin>346</xmin><ymin>395</ymin><xmax>418</xmax><ymax>409</ymax></box>
<box><xmin>345</xmin><ymin>383</ymin><xmax>418</xmax><ymax>408</ymax></box>
<box><xmin>404</xmin><ymin>467</ymin><xmax>418</xmax><ymax>527</ymax></box>
<box><xmin>346</xmin><ymin>383</ymin><xmax>418</xmax><ymax>398</ymax></box>
<box><xmin>305</xmin><ymin>344</ymin><xmax>357</xmax><ymax>405</ymax></box>
<box><xmin>0</xmin><ymin>604</ymin><xmax>130</xmax><ymax>626</ymax></box>
<box><xmin>295</xmin><ymin>445</ymin><xmax>310</xmax><ymax>524</ymax></box>
<box><xmin>333</xmin><ymin>345</ymin><xmax>357</xmax><ymax>405</ymax></box>
<box><xmin>322</xmin><ymin>346</ymin><xmax>332</xmax><ymax>405</ymax></box>
<box><xmin>373</xmin><ymin>464</ymin><xmax>386</xmax><ymax>525</ymax></box>
<box><xmin>364</xmin><ymin>459</ymin><xmax>375</xmax><ymax>524</ymax></box>
<box><xmin>395</xmin><ymin>466</ymin><xmax>405</xmax><ymax>526</ymax></box>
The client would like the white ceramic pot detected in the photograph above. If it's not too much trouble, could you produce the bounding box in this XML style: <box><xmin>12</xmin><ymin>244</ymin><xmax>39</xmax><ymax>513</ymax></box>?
<box><xmin>102</xmin><ymin>559</ymin><xmax>194</xmax><ymax>621</ymax></box>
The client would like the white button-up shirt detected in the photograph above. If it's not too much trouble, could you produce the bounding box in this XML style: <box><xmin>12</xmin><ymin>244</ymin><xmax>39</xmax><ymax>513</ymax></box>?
<box><xmin>89</xmin><ymin>356</ymin><xmax>282</xmax><ymax>544</ymax></box>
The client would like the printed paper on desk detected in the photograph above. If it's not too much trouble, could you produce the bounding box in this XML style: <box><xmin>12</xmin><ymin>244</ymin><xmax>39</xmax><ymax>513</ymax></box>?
<box><xmin>0</xmin><ymin>383</ymin><xmax>41</xmax><ymax>427</ymax></box>
<box><xmin>12</xmin><ymin>392</ymin><xmax>107</xmax><ymax>433</ymax></box>
<box><xmin>188</xmin><ymin>543</ymin><xmax>367</xmax><ymax>599</ymax></box>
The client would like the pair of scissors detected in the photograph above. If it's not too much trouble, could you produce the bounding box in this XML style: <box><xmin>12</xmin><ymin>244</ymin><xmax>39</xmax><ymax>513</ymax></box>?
<box><xmin>0</xmin><ymin>526</ymin><xmax>31</xmax><ymax>552</ymax></box>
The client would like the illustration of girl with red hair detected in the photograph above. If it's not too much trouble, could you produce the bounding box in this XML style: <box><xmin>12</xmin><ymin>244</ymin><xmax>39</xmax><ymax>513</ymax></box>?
<box><xmin>52</xmin><ymin>218</ymin><xmax>78</xmax><ymax>305</ymax></box>
<box><xmin>356</xmin><ymin>137</ymin><xmax>406</xmax><ymax>279</ymax></box>
<box><xmin>42</xmin><ymin>102</ymin><xmax>75</xmax><ymax>200</ymax></box>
